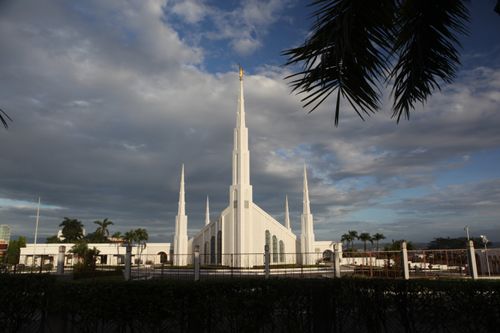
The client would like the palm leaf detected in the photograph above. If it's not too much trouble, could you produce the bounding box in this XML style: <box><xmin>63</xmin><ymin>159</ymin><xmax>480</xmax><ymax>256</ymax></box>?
<box><xmin>283</xmin><ymin>0</ymin><xmax>396</xmax><ymax>125</ymax></box>
<box><xmin>0</xmin><ymin>108</ymin><xmax>13</xmax><ymax>129</ymax></box>
<box><xmin>389</xmin><ymin>0</ymin><xmax>469</xmax><ymax>121</ymax></box>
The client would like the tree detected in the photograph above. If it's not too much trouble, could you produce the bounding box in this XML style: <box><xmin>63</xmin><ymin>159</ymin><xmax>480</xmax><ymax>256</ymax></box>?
<box><xmin>340</xmin><ymin>233</ymin><xmax>351</xmax><ymax>248</ymax></box>
<box><xmin>384</xmin><ymin>239</ymin><xmax>414</xmax><ymax>251</ymax></box>
<box><xmin>372</xmin><ymin>233</ymin><xmax>386</xmax><ymax>251</ymax></box>
<box><xmin>94</xmin><ymin>218</ymin><xmax>113</xmax><ymax>239</ymax></box>
<box><xmin>123</xmin><ymin>228</ymin><xmax>149</xmax><ymax>265</ymax></box>
<box><xmin>69</xmin><ymin>241</ymin><xmax>100</xmax><ymax>273</ymax></box>
<box><xmin>0</xmin><ymin>108</ymin><xmax>12</xmax><ymax>129</ymax></box>
<box><xmin>359</xmin><ymin>232</ymin><xmax>373</xmax><ymax>251</ymax></box>
<box><xmin>5</xmin><ymin>236</ymin><xmax>26</xmax><ymax>265</ymax></box>
<box><xmin>427</xmin><ymin>236</ymin><xmax>486</xmax><ymax>249</ymax></box>
<box><xmin>59</xmin><ymin>217</ymin><xmax>84</xmax><ymax>242</ymax></box>
<box><xmin>347</xmin><ymin>230</ymin><xmax>359</xmax><ymax>249</ymax></box>
<box><xmin>283</xmin><ymin>0</ymin><xmax>473</xmax><ymax>125</ymax></box>
<box><xmin>46</xmin><ymin>235</ymin><xmax>61</xmax><ymax>243</ymax></box>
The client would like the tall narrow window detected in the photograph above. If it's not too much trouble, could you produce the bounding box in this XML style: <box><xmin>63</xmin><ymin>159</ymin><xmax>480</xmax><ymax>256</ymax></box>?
<box><xmin>272</xmin><ymin>235</ymin><xmax>278</xmax><ymax>263</ymax></box>
<box><xmin>265</xmin><ymin>230</ymin><xmax>270</xmax><ymax>251</ymax></box>
<box><xmin>217</xmin><ymin>230</ymin><xmax>222</xmax><ymax>265</ymax></box>
<box><xmin>204</xmin><ymin>241</ymin><xmax>209</xmax><ymax>264</ymax></box>
<box><xmin>210</xmin><ymin>236</ymin><xmax>215</xmax><ymax>264</ymax></box>
<box><xmin>279</xmin><ymin>240</ymin><xmax>285</xmax><ymax>263</ymax></box>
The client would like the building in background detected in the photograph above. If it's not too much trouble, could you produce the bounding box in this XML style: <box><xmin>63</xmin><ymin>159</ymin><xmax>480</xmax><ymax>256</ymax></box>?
<box><xmin>0</xmin><ymin>224</ymin><xmax>11</xmax><ymax>261</ymax></box>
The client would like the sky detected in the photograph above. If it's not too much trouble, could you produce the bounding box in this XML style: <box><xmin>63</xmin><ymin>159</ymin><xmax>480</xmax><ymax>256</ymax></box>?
<box><xmin>1</xmin><ymin>0</ymin><xmax>500</xmax><ymax>244</ymax></box>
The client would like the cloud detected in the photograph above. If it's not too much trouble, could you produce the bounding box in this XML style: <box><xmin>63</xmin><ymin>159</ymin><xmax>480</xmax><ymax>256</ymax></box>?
<box><xmin>1</xmin><ymin>0</ymin><xmax>500</xmax><ymax>245</ymax></box>
<box><xmin>167</xmin><ymin>0</ymin><xmax>290</xmax><ymax>55</ymax></box>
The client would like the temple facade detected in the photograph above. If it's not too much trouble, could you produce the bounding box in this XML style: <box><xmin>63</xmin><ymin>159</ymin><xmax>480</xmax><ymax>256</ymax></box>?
<box><xmin>173</xmin><ymin>68</ymin><xmax>337</xmax><ymax>267</ymax></box>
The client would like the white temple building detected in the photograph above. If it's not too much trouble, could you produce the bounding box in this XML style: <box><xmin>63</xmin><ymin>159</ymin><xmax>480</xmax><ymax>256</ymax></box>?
<box><xmin>172</xmin><ymin>67</ymin><xmax>337</xmax><ymax>267</ymax></box>
<box><xmin>19</xmin><ymin>68</ymin><xmax>337</xmax><ymax>269</ymax></box>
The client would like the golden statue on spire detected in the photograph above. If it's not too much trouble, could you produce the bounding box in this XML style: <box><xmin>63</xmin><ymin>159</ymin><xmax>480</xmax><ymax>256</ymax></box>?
<box><xmin>239</xmin><ymin>65</ymin><xmax>244</xmax><ymax>81</ymax></box>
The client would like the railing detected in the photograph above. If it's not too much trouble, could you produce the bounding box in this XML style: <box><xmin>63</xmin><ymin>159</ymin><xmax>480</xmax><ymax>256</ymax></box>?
<box><xmin>5</xmin><ymin>245</ymin><xmax>499</xmax><ymax>281</ymax></box>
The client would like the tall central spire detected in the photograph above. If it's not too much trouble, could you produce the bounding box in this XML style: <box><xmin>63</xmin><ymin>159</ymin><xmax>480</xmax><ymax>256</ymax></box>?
<box><xmin>231</xmin><ymin>65</ymin><xmax>251</xmax><ymax>188</ymax></box>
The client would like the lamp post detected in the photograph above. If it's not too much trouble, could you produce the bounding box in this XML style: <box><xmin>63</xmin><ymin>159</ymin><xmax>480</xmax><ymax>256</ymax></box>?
<box><xmin>480</xmin><ymin>235</ymin><xmax>491</xmax><ymax>277</ymax></box>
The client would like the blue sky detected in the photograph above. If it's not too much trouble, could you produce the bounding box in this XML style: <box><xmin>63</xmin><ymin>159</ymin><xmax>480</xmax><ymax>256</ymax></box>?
<box><xmin>1</xmin><ymin>0</ymin><xmax>500</xmax><ymax>244</ymax></box>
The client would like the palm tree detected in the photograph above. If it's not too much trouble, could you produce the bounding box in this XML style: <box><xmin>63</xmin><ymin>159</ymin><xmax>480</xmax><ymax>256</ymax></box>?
<box><xmin>94</xmin><ymin>218</ymin><xmax>114</xmax><ymax>239</ymax></box>
<box><xmin>372</xmin><ymin>233</ymin><xmax>386</xmax><ymax>251</ymax></box>
<box><xmin>283</xmin><ymin>0</ymin><xmax>471</xmax><ymax>125</ymax></box>
<box><xmin>359</xmin><ymin>233</ymin><xmax>373</xmax><ymax>252</ymax></box>
<box><xmin>59</xmin><ymin>217</ymin><xmax>84</xmax><ymax>242</ymax></box>
<box><xmin>347</xmin><ymin>230</ymin><xmax>359</xmax><ymax>249</ymax></box>
<box><xmin>0</xmin><ymin>108</ymin><xmax>12</xmax><ymax>129</ymax></box>
<box><xmin>340</xmin><ymin>233</ymin><xmax>351</xmax><ymax>249</ymax></box>
<box><xmin>123</xmin><ymin>228</ymin><xmax>149</xmax><ymax>265</ymax></box>
<box><xmin>134</xmin><ymin>228</ymin><xmax>149</xmax><ymax>264</ymax></box>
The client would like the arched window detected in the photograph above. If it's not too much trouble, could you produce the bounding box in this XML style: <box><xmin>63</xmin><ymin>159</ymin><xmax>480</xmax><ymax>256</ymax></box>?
<box><xmin>272</xmin><ymin>235</ymin><xmax>278</xmax><ymax>263</ymax></box>
<box><xmin>217</xmin><ymin>230</ymin><xmax>222</xmax><ymax>265</ymax></box>
<box><xmin>210</xmin><ymin>236</ymin><xmax>216</xmax><ymax>264</ymax></box>
<box><xmin>279</xmin><ymin>241</ymin><xmax>285</xmax><ymax>262</ymax></box>
<box><xmin>204</xmin><ymin>241</ymin><xmax>209</xmax><ymax>264</ymax></box>
<box><xmin>265</xmin><ymin>230</ymin><xmax>271</xmax><ymax>251</ymax></box>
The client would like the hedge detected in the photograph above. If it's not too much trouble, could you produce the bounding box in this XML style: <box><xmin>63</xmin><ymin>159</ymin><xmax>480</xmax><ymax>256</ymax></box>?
<box><xmin>0</xmin><ymin>275</ymin><xmax>498</xmax><ymax>332</ymax></box>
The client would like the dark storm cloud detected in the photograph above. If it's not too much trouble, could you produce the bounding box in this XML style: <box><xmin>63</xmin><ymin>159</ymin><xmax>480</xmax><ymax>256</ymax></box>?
<box><xmin>1</xmin><ymin>1</ymin><xmax>500</xmax><ymax>243</ymax></box>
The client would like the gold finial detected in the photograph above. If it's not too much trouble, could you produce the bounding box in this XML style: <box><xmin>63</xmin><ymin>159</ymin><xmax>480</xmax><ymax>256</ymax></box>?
<box><xmin>239</xmin><ymin>66</ymin><xmax>244</xmax><ymax>80</ymax></box>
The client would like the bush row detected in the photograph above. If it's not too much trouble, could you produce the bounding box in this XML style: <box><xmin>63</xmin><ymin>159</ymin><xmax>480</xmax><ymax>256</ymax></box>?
<box><xmin>0</xmin><ymin>275</ymin><xmax>499</xmax><ymax>332</ymax></box>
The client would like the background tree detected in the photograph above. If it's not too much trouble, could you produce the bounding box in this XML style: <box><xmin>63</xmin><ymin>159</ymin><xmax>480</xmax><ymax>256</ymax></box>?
<box><xmin>59</xmin><ymin>217</ymin><xmax>84</xmax><ymax>242</ymax></box>
<box><xmin>372</xmin><ymin>233</ymin><xmax>386</xmax><ymax>251</ymax></box>
<box><xmin>5</xmin><ymin>236</ymin><xmax>26</xmax><ymax>265</ymax></box>
<box><xmin>427</xmin><ymin>236</ymin><xmax>487</xmax><ymax>249</ymax></box>
<box><xmin>347</xmin><ymin>230</ymin><xmax>359</xmax><ymax>249</ymax></box>
<box><xmin>340</xmin><ymin>233</ymin><xmax>351</xmax><ymax>249</ymax></box>
<box><xmin>123</xmin><ymin>228</ymin><xmax>148</xmax><ymax>264</ymax></box>
<box><xmin>46</xmin><ymin>235</ymin><xmax>60</xmax><ymax>244</ymax></box>
<box><xmin>359</xmin><ymin>233</ymin><xmax>373</xmax><ymax>251</ymax></box>
<box><xmin>283</xmin><ymin>0</ymin><xmax>471</xmax><ymax>124</ymax></box>
<box><xmin>70</xmin><ymin>241</ymin><xmax>100</xmax><ymax>273</ymax></box>
<box><xmin>384</xmin><ymin>239</ymin><xmax>415</xmax><ymax>251</ymax></box>
<box><xmin>94</xmin><ymin>218</ymin><xmax>113</xmax><ymax>239</ymax></box>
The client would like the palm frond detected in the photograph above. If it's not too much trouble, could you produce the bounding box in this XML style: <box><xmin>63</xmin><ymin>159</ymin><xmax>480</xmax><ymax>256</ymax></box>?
<box><xmin>283</xmin><ymin>0</ymin><xmax>396</xmax><ymax>125</ymax></box>
<box><xmin>0</xmin><ymin>108</ymin><xmax>13</xmax><ymax>129</ymax></box>
<box><xmin>389</xmin><ymin>0</ymin><xmax>469</xmax><ymax>122</ymax></box>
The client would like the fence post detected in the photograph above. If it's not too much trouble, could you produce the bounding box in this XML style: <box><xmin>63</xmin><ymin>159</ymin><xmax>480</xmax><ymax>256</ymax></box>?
<box><xmin>401</xmin><ymin>241</ymin><xmax>409</xmax><ymax>280</ymax></box>
<box><xmin>194</xmin><ymin>246</ymin><xmax>200</xmax><ymax>281</ymax></box>
<box><xmin>466</xmin><ymin>240</ymin><xmax>478</xmax><ymax>280</ymax></box>
<box><xmin>264</xmin><ymin>245</ymin><xmax>270</xmax><ymax>278</ymax></box>
<box><xmin>57</xmin><ymin>246</ymin><xmax>66</xmax><ymax>275</ymax></box>
<box><xmin>333</xmin><ymin>244</ymin><xmax>341</xmax><ymax>278</ymax></box>
<box><xmin>124</xmin><ymin>243</ymin><xmax>132</xmax><ymax>281</ymax></box>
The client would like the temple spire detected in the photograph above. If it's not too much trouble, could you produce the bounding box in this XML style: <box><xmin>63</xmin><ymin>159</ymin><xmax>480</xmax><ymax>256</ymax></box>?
<box><xmin>231</xmin><ymin>65</ymin><xmax>251</xmax><ymax>188</ymax></box>
<box><xmin>303</xmin><ymin>165</ymin><xmax>311</xmax><ymax>215</ymax></box>
<box><xmin>285</xmin><ymin>195</ymin><xmax>291</xmax><ymax>230</ymax></box>
<box><xmin>178</xmin><ymin>164</ymin><xmax>185</xmax><ymax>216</ymax></box>
<box><xmin>205</xmin><ymin>196</ymin><xmax>210</xmax><ymax>226</ymax></box>
<box><xmin>173</xmin><ymin>164</ymin><xmax>188</xmax><ymax>265</ymax></box>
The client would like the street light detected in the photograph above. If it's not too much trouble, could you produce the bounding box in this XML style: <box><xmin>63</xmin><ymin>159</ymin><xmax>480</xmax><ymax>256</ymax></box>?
<box><xmin>480</xmin><ymin>235</ymin><xmax>491</xmax><ymax>277</ymax></box>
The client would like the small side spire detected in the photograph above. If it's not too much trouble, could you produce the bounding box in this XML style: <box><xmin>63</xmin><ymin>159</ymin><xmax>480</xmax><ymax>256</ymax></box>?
<box><xmin>285</xmin><ymin>195</ymin><xmax>291</xmax><ymax>230</ymax></box>
<box><xmin>205</xmin><ymin>196</ymin><xmax>210</xmax><ymax>226</ymax></box>
<box><xmin>178</xmin><ymin>164</ymin><xmax>185</xmax><ymax>216</ymax></box>
<box><xmin>303</xmin><ymin>164</ymin><xmax>311</xmax><ymax>215</ymax></box>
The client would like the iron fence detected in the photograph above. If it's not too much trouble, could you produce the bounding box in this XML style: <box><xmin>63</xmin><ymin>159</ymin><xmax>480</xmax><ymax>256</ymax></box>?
<box><xmin>5</xmin><ymin>246</ymin><xmax>499</xmax><ymax>280</ymax></box>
